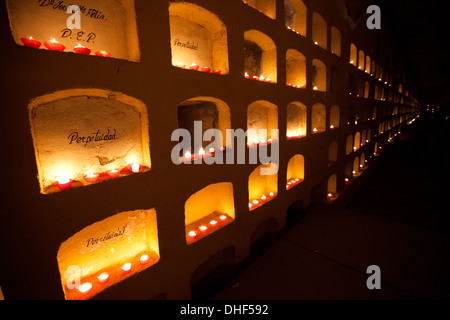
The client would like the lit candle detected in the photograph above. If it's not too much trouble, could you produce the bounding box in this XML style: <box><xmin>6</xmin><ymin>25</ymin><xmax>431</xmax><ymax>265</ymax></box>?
<box><xmin>252</xmin><ymin>76</ymin><xmax>259</xmax><ymax>80</ymax></box>
<box><xmin>189</xmin><ymin>63</ymin><xmax>199</xmax><ymax>71</ymax></box>
<box><xmin>121</xmin><ymin>263</ymin><xmax>132</xmax><ymax>273</ymax></box>
<box><xmin>97</xmin><ymin>272</ymin><xmax>109</xmax><ymax>283</ymax></box>
<box><xmin>177</xmin><ymin>62</ymin><xmax>185</xmax><ymax>69</ymax></box>
<box><xmin>345</xmin><ymin>178</ymin><xmax>350</xmax><ymax>182</ymax></box>
<box><xmin>188</xmin><ymin>230</ymin><xmax>197</xmax><ymax>238</ymax></box>
<box><xmin>20</xmin><ymin>36</ymin><xmax>41</xmax><ymax>49</ymax></box>
<box><xmin>199</xmin><ymin>225</ymin><xmax>208</xmax><ymax>232</ymax></box>
<box><xmin>245</xmin><ymin>72</ymin><xmax>250</xmax><ymax>79</ymax></box>
<box><xmin>249</xmin><ymin>203</ymin><xmax>253</xmax><ymax>208</ymax></box>
<box><xmin>108</xmin><ymin>169</ymin><xmax>120</xmax><ymax>178</ymax></box>
<box><xmin>139</xmin><ymin>254</ymin><xmax>149</xmax><ymax>264</ymax></box>
<box><xmin>330</xmin><ymin>125</ymin><xmax>335</xmax><ymax>129</ymax></box>
<box><xmin>83</xmin><ymin>173</ymin><xmax>98</xmax><ymax>183</ymax></box>
<box><xmin>350</xmin><ymin>60</ymin><xmax>354</xmax><ymax>64</ymax></box>
<box><xmin>78</xmin><ymin>282</ymin><xmax>92</xmax><ymax>293</ymax></box>
<box><xmin>219</xmin><ymin>215</ymin><xmax>227</xmax><ymax>221</ymax></box>
<box><xmin>259</xmin><ymin>75</ymin><xmax>265</xmax><ymax>81</ymax></box>
<box><xmin>252</xmin><ymin>200</ymin><xmax>259</xmax><ymax>205</ymax></box>
<box><xmin>210</xmin><ymin>220</ymin><xmax>218</xmax><ymax>226</ymax></box>
<box><xmin>43</xmin><ymin>38</ymin><xmax>65</xmax><ymax>52</ymax></box>
<box><xmin>327</xmin><ymin>193</ymin><xmax>333</xmax><ymax>198</ymax></box>
<box><xmin>265</xmin><ymin>78</ymin><xmax>272</xmax><ymax>83</ymax></box>
<box><xmin>74</xmin><ymin>44</ymin><xmax>91</xmax><ymax>55</ymax></box>
<box><xmin>56</xmin><ymin>177</ymin><xmax>72</xmax><ymax>190</ymax></box>
<box><xmin>201</xmin><ymin>67</ymin><xmax>211</xmax><ymax>73</ymax></box>
<box><xmin>269</xmin><ymin>192</ymin><xmax>274</xmax><ymax>197</ymax></box>
<box><xmin>261</xmin><ymin>195</ymin><xmax>267</xmax><ymax>201</ymax></box>
<box><xmin>184</xmin><ymin>151</ymin><xmax>192</xmax><ymax>161</ymax></box>
<box><xmin>209</xmin><ymin>148</ymin><xmax>215</xmax><ymax>156</ymax></box>
<box><xmin>95</xmin><ymin>50</ymin><xmax>112</xmax><ymax>57</ymax></box>
<box><xmin>352</xmin><ymin>170</ymin><xmax>356</xmax><ymax>175</ymax></box>
<box><xmin>213</xmin><ymin>69</ymin><xmax>222</xmax><ymax>74</ymax></box>
<box><xmin>314</xmin><ymin>41</ymin><xmax>319</xmax><ymax>45</ymax></box>
<box><xmin>198</xmin><ymin>148</ymin><xmax>205</xmax><ymax>157</ymax></box>
<box><xmin>313</xmin><ymin>128</ymin><xmax>318</xmax><ymax>133</ymax></box>
<box><xmin>313</xmin><ymin>86</ymin><xmax>318</xmax><ymax>91</ymax></box>
<box><xmin>130</xmin><ymin>163</ymin><xmax>142</xmax><ymax>173</ymax></box>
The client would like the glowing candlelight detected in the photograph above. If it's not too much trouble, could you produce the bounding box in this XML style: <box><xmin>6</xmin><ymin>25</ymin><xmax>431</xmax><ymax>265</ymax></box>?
<box><xmin>313</xmin><ymin>86</ymin><xmax>318</xmax><ymax>91</ymax></box>
<box><xmin>245</xmin><ymin>72</ymin><xmax>250</xmax><ymax>79</ymax></box>
<box><xmin>219</xmin><ymin>215</ymin><xmax>227</xmax><ymax>221</ymax></box>
<box><xmin>74</xmin><ymin>44</ymin><xmax>91</xmax><ymax>55</ymax></box>
<box><xmin>130</xmin><ymin>163</ymin><xmax>142</xmax><ymax>173</ymax></box>
<box><xmin>352</xmin><ymin>170</ymin><xmax>356</xmax><ymax>175</ymax></box>
<box><xmin>269</xmin><ymin>192</ymin><xmax>274</xmax><ymax>197</ymax></box>
<box><xmin>198</xmin><ymin>148</ymin><xmax>205</xmax><ymax>157</ymax></box>
<box><xmin>95</xmin><ymin>50</ymin><xmax>111</xmax><ymax>57</ymax></box>
<box><xmin>330</xmin><ymin>125</ymin><xmax>335</xmax><ymax>129</ymax></box>
<box><xmin>252</xmin><ymin>200</ymin><xmax>259</xmax><ymax>205</ymax></box>
<box><xmin>184</xmin><ymin>151</ymin><xmax>192</xmax><ymax>160</ymax></box>
<box><xmin>313</xmin><ymin>128</ymin><xmax>318</xmax><ymax>133</ymax></box>
<box><xmin>189</xmin><ymin>63</ymin><xmax>199</xmax><ymax>71</ymax></box>
<box><xmin>265</xmin><ymin>78</ymin><xmax>272</xmax><ymax>83</ymax></box>
<box><xmin>97</xmin><ymin>272</ymin><xmax>109</xmax><ymax>283</ymax></box>
<box><xmin>209</xmin><ymin>148</ymin><xmax>215</xmax><ymax>156</ymax></box>
<box><xmin>213</xmin><ymin>69</ymin><xmax>222</xmax><ymax>74</ymax></box>
<box><xmin>201</xmin><ymin>67</ymin><xmax>211</xmax><ymax>73</ymax></box>
<box><xmin>199</xmin><ymin>225</ymin><xmax>208</xmax><ymax>232</ymax></box>
<box><xmin>259</xmin><ymin>75</ymin><xmax>265</xmax><ymax>81</ymax></box>
<box><xmin>177</xmin><ymin>62</ymin><xmax>185</xmax><ymax>69</ymax></box>
<box><xmin>78</xmin><ymin>282</ymin><xmax>92</xmax><ymax>293</ymax></box>
<box><xmin>188</xmin><ymin>231</ymin><xmax>197</xmax><ymax>238</ymax></box>
<box><xmin>345</xmin><ymin>178</ymin><xmax>350</xmax><ymax>182</ymax></box>
<box><xmin>261</xmin><ymin>195</ymin><xmax>267</xmax><ymax>201</ymax></box>
<box><xmin>43</xmin><ymin>38</ymin><xmax>65</xmax><ymax>51</ymax></box>
<box><xmin>20</xmin><ymin>36</ymin><xmax>41</xmax><ymax>49</ymax></box>
<box><xmin>327</xmin><ymin>193</ymin><xmax>333</xmax><ymax>198</ymax></box>
<box><xmin>121</xmin><ymin>263</ymin><xmax>132</xmax><ymax>273</ymax></box>
<box><xmin>56</xmin><ymin>177</ymin><xmax>72</xmax><ymax>190</ymax></box>
<box><xmin>210</xmin><ymin>220</ymin><xmax>218</xmax><ymax>226</ymax></box>
<box><xmin>83</xmin><ymin>173</ymin><xmax>98</xmax><ymax>183</ymax></box>
<box><xmin>249</xmin><ymin>203</ymin><xmax>253</xmax><ymax>208</ymax></box>
<box><xmin>108</xmin><ymin>169</ymin><xmax>120</xmax><ymax>178</ymax></box>
<box><xmin>139</xmin><ymin>254</ymin><xmax>149</xmax><ymax>264</ymax></box>
<box><xmin>314</xmin><ymin>41</ymin><xmax>319</xmax><ymax>45</ymax></box>
<box><xmin>350</xmin><ymin>60</ymin><xmax>354</xmax><ymax>64</ymax></box>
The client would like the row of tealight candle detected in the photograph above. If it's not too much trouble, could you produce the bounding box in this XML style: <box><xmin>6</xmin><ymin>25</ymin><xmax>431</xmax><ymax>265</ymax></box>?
<box><xmin>20</xmin><ymin>36</ymin><xmax>111</xmax><ymax>57</ymax></box>
<box><xmin>245</xmin><ymin>72</ymin><xmax>272</xmax><ymax>83</ymax></box>
<box><xmin>286</xmin><ymin>178</ymin><xmax>302</xmax><ymax>190</ymax></box>
<box><xmin>176</xmin><ymin>62</ymin><xmax>221</xmax><ymax>74</ymax></box>
<box><xmin>247</xmin><ymin>138</ymin><xmax>274</xmax><ymax>148</ymax></box>
<box><xmin>248</xmin><ymin>192</ymin><xmax>276</xmax><ymax>211</ymax></box>
<box><xmin>54</xmin><ymin>163</ymin><xmax>143</xmax><ymax>190</ymax></box>
<box><xmin>187</xmin><ymin>214</ymin><xmax>229</xmax><ymax>241</ymax></box>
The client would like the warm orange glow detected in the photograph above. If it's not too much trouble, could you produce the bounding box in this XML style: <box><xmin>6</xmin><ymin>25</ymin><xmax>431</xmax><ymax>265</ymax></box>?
<box><xmin>78</xmin><ymin>282</ymin><xmax>92</xmax><ymax>294</ymax></box>
<box><xmin>97</xmin><ymin>272</ymin><xmax>109</xmax><ymax>283</ymax></box>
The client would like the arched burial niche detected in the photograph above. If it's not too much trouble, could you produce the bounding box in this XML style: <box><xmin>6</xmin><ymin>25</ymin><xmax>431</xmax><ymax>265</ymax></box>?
<box><xmin>330</xmin><ymin>27</ymin><xmax>341</xmax><ymax>56</ymax></box>
<box><xmin>365</xmin><ymin>56</ymin><xmax>371</xmax><ymax>74</ymax></box>
<box><xmin>243</xmin><ymin>0</ymin><xmax>276</xmax><ymax>19</ymax></box>
<box><xmin>286</xmin><ymin>101</ymin><xmax>307</xmax><ymax>139</ymax></box>
<box><xmin>327</xmin><ymin>174</ymin><xmax>337</xmax><ymax>199</ymax></box>
<box><xmin>176</xmin><ymin>97</ymin><xmax>231</xmax><ymax>160</ymax></box>
<box><xmin>5</xmin><ymin>0</ymin><xmax>140</xmax><ymax>61</ymax></box>
<box><xmin>169</xmin><ymin>2</ymin><xmax>229</xmax><ymax>74</ymax></box>
<box><xmin>358</xmin><ymin>50</ymin><xmax>365</xmax><ymax>70</ymax></box>
<box><xmin>354</xmin><ymin>132</ymin><xmax>361</xmax><ymax>151</ymax></box>
<box><xmin>286</xmin><ymin>154</ymin><xmax>305</xmax><ymax>190</ymax></box>
<box><xmin>312</xmin><ymin>12</ymin><xmax>327</xmax><ymax>50</ymax></box>
<box><xmin>353</xmin><ymin>156</ymin><xmax>360</xmax><ymax>176</ymax></box>
<box><xmin>350</xmin><ymin>43</ymin><xmax>357</xmax><ymax>66</ymax></box>
<box><xmin>284</xmin><ymin>0</ymin><xmax>307</xmax><ymax>37</ymax></box>
<box><xmin>286</xmin><ymin>49</ymin><xmax>306</xmax><ymax>88</ymax></box>
<box><xmin>247</xmin><ymin>100</ymin><xmax>278</xmax><ymax>146</ymax></box>
<box><xmin>312</xmin><ymin>59</ymin><xmax>326</xmax><ymax>91</ymax></box>
<box><xmin>185</xmin><ymin>183</ymin><xmax>235</xmax><ymax>245</ymax></box>
<box><xmin>248</xmin><ymin>163</ymin><xmax>278</xmax><ymax>211</ymax></box>
<box><xmin>57</xmin><ymin>209</ymin><xmax>160</xmax><ymax>300</ymax></box>
<box><xmin>311</xmin><ymin>103</ymin><xmax>326</xmax><ymax>133</ymax></box>
<box><xmin>244</xmin><ymin>30</ymin><xmax>277</xmax><ymax>82</ymax></box>
<box><xmin>329</xmin><ymin>105</ymin><xmax>340</xmax><ymax>129</ymax></box>
<box><xmin>346</xmin><ymin>134</ymin><xmax>353</xmax><ymax>155</ymax></box>
<box><xmin>328</xmin><ymin>141</ymin><xmax>338</xmax><ymax>166</ymax></box>
<box><xmin>29</xmin><ymin>89</ymin><xmax>151</xmax><ymax>194</ymax></box>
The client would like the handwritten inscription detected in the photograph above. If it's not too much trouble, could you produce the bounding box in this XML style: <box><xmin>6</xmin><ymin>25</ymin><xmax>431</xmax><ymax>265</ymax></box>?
<box><xmin>173</xmin><ymin>39</ymin><xmax>199</xmax><ymax>51</ymax></box>
<box><xmin>60</xmin><ymin>28</ymin><xmax>96</xmax><ymax>43</ymax></box>
<box><xmin>68</xmin><ymin>129</ymin><xmax>118</xmax><ymax>147</ymax></box>
<box><xmin>38</xmin><ymin>0</ymin><xmax>107</xmax><ymax>21</ymax></box>
<box><xmin>86</xmin><ymin>226</ymin><xmax>126</xmax><ymax>247</ymax></box>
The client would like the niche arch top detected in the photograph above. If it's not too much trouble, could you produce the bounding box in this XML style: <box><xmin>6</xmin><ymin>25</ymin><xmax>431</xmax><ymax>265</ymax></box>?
<box><xmin>284</xmin><ymin>0</ymin><xmax>307</xmax><ymax>36</ymax></box>
<box><xmin>29</xmin><ymin>89</ymin><xmax>151</xmax><ymax>194</ymax></box>
<box><xmin>169</xmin><ymin>2</ymin><xmax>229</xmax><ymax>74</ymax></box>
<box><xmin>6</xmin><ymin>0</ymin><xmax>140</xmax><ymax>61</ymax></box>
<box><xmin>244</xmin><ymin>30</ymin><xmax>277</xmax><ymax>82</ymax></box>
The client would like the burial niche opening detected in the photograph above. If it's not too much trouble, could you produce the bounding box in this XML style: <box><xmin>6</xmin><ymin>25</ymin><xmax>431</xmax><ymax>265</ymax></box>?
<box><xmin>57</xmin><ymin>209</ymin><xmax>160</xmax><ymax>300</ymax></box>
<box><xmin>286</xmin><ymin>102</ymin><xmax>307</xmax><ymax>139</ymax></box>
<box><xmin>6</xmin><ymin>0</ymin><xmax>140</xmax><ymax>61</ymax></box>
<box><xmin>177</xmin><ymin>98</ymin><xmax>231</xmax><ymax>160</ymax></box>
<box><xmin>244</xmin><ymin>30</ymin><xmax>277</xmax><ymax>82</ymax></box>
<box><xmin>284</xmin><ymin>0</ymin><xmax>307</xmax><ymax>36</ymax></box>
<box><xmin>286</xmin><ymin>49</ymin><xmax>306</xmax><ymax>88</ymax></box>
<box><xmin>327</xmin><ymin>174</ymin><xmax>337</xmax><ymax>200</ymax></box>
<box><xmin>312</xmin><ymin>59</ymin><xmax>326</xmax><ymax>91</ymax></box>
<box><xmin>350</xmin><ymin>43</ymin><xmax>357</xmax><ymax>65</ymax></box>
<box><xmin>311</xmin><ymin>103</ymin><xmax>326</xmax><ymax>133</ymax></box>
<box><xmin>331</xmin><ymin>27</ymin><xmax>341</xmax><ymax>56</ymax></box>
<box><xmin>286</xmin><ymin>154</ymin><xmax>304</xmax><ymax>190</ymax></box>
<box><xmin>312</xmin><ymin>12</ymin><xmax>327</xmax><ymax>49</ymax></box>
<box><xmin>29</xmin><ymin>89</ymin><xmax>151</xmax><ymax>194</ymax></box>
<box><xmin>169</xmin><ymin>2</ymin><xmax>229</xmax><ymax>74</ymax></box>
<box><xmin>185</xmin><ymin>183</ymin><xmax>235</xmax><ymax>245</ymax></box>
<box><xmin>248</xmin><ymin>164</ymin><xmax>278</xmax><ymax>211</ymax></box>
<box><xmin>247</xmin><ymin>100</ymin><xmax>278</xmax><ymax>147</ymax></box>
<box><xmin>329</xmin><ymin>105</ymin><xmax>340</xmax><ymax>129</ymax></box>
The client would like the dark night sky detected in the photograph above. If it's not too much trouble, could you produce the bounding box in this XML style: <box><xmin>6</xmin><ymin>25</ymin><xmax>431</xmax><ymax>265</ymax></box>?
<box><xmin>376</xmin><ymin>0</ymin><xmax>450</xmax><ymax>108</ymax></box>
